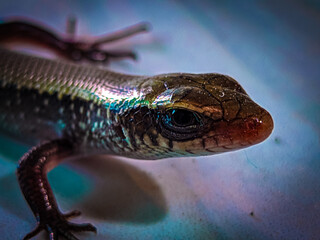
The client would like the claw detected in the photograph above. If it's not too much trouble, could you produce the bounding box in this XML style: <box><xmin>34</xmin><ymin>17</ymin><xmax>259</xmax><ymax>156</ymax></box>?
<box><xmin>23</xmin><ymin>225</ymin><xmax>42</xmax><ymax>240</ymax></box>
<box><xmin>64</xmin><ymin>210</ymin><xmax>82</xmax><ymax>219</ymax></box>
<box><xmin>92</xmin><ymin>21</ymin><xmax>151</xmax><ymax>46</ymax></box>
<box><xmin>68</xmin><ymin>222</ymin><xmax>97</xmax><ymax>233</ymax></box>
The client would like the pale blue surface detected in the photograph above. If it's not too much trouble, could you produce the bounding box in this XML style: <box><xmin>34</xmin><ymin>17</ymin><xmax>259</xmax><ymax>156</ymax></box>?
<box><xmin>0</xmin><ymin>1</ymin><xmax>319</xmax><ymax>239</ymax></box>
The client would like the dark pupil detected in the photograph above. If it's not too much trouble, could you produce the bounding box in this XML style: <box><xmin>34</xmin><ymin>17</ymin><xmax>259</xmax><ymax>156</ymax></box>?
<box><xmin>171</xmin><ymin>109</ymin><xmax>195</xmax><ymax>126</ymax></box>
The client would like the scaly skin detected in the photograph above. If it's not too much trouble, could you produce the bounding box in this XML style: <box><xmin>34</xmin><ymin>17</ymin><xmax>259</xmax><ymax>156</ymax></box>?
<box><xmin>0</xmin><ymin>49</ymin><xmax>273</xmax><ymax>159</ymax></box>
<box><xmin>0</xmin><ymin>21</ymin><xmax>273</xmax><ymax>240</ymax></box>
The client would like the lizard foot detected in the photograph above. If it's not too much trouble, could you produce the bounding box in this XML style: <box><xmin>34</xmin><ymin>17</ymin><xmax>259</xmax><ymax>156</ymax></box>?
<box><xmin>23</xmin><ymin>211</ymin><xmax>97</xmax><ymax>240</ymax></box>
<box><xmin>63</xmin><ymin>42</ymin><xmax>138</xmax><ymax>63</ymax></box>
<box><xmin>62</xmin><ymin>19</ymin><xmax>149</xmax><ymax>63</ymax></box>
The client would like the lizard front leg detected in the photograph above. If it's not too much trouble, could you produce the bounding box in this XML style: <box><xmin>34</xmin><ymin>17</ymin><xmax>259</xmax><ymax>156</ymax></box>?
<box><xmin>17</xmin><ymin>139</ymin><xmax>96</xmax><ymax>240</ymax></box>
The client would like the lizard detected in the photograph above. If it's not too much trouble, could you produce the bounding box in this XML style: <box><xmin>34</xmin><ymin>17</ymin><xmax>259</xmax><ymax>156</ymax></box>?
<box><xmin>0</xmin><ymin>19</ymin><xmax>273</xmax><ymax>240</ymax></box>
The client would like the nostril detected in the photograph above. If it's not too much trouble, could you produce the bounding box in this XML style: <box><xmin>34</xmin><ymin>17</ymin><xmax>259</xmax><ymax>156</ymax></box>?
<box><xmin>244</xmin><ymin>117</ymin><xmax>262</xmax><ymax>131</ymax></box>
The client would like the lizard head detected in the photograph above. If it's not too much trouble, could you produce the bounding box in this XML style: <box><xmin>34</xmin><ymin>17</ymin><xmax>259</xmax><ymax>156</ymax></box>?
<box><xmin>131</xmin><ymin>73</ymin><xmax>273</xmax><ymax>159</ymax></box>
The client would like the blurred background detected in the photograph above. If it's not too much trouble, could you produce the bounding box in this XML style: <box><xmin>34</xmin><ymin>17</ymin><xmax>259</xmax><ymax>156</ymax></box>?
<box><xmin>0</xmin><ymin>0</ymin><xmax>319</xmax><ymax>239</ymax></box>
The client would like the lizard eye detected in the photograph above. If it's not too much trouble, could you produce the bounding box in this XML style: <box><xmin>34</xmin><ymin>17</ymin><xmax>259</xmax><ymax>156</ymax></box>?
<box><xmin>160</xmin><ymin>109</ymin><xmax>203</xmax><ymax>136</ymax></box>
<box><xmin>168</xmin><ymin>109</ymin><xmax>199</xmax><ymax>127</ymax></box>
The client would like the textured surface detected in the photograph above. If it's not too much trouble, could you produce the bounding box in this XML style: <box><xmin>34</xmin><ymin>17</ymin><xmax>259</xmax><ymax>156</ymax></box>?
<box><xmin>0</xmin><ymin>0</ymin><xmax>319</xmax><ymax>240</ymax></box>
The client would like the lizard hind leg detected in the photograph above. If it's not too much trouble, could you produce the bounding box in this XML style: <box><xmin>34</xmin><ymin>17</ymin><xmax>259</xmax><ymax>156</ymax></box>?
<box><xmin>17</xmin><ymin>139</ymin><xmax>96</xmax><ymax>240</ymax></box>
<box><xmin>0</xmin><ymin>18</ymin><xmax>151</xmax><ymax>63</ymax></box>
